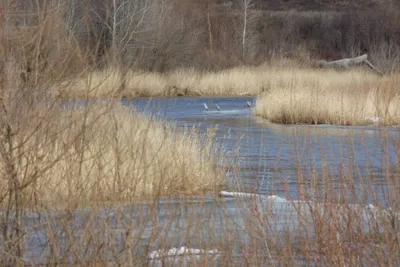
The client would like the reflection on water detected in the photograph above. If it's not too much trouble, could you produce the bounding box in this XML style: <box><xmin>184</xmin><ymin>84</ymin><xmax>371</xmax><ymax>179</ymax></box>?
<box><xmin>122</xmin><ymin>96</ymin><xmax>399</xmax><ymax>203</ymax></box>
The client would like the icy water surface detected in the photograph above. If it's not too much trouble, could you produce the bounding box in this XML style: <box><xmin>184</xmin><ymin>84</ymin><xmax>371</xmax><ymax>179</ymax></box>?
<box><xmin>10</xmin><ymin>97</ymin><xmax>400</xmax><ymax>265</ymax></box>
<box><xmin>123</xmin><ymin>96</ymin><xmax>398</xmax><ymax>202</ymax></box>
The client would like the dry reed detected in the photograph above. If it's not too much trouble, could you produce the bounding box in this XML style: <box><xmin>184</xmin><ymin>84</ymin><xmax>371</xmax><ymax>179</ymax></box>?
<box><xmin>57</xmin><ymin>65</ymin><xmax>288</xmax><ymax>98</ymax></box>
<box><xmin>2</xmin><ymin>3</ymin><xmax>400</xmax><ymax>265</ymax></box>
<box><xmin>255</xmin><ymin>68</ymin><xmax>400</xmax><ymax>125</ymax></box>
<box><xmin>60</xmin><ymin>64</ymin><xmax>398</xmax><ymax>102</ymax></box>
<box><xmin>0</xmin><ymin>102</ymin><xmax>225</xmax><ymax>208</ymax></box>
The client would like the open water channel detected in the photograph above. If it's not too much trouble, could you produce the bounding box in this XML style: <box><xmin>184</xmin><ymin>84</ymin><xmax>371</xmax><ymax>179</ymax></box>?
<box><xmin>12</xmin><ymin>97</ymin><xmax>400</xmax><ymax>265</ymax></box>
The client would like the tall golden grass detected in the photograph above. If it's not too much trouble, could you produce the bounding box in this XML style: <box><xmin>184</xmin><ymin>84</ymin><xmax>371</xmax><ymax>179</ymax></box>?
<box><xmin>4</xmin><ymin>69</ymin><xmax>400</xmax><ymax>267</ymax></box>
<box><xmin>60</xmin><ymin>64</ymin><xmax>398</xmax><ymax>104</ymax></box>
<box><xmin>2</xmin><ymin>3</ymin><xmax>400</xmax><ymax>266</ymax></box>
<box><xmin>254</xmin><ymin>68</ymin><xmax>400</xmax><ymax>125</ymax></box>
<box><xmin>0</xmin><ymin>102</ymin><xmax>225</xmax><ymax>208</ymax></box>
<box><xmin>59</xmin><ymin>64</ymin><xmax>296</xmax><ymax>98</ymax></box>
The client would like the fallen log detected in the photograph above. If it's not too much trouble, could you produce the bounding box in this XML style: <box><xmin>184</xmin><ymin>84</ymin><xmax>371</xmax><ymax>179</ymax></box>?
<box><xmin>313</xmin><ymin>54</ymin><xmax>384</xmax><ymax>76</ymax></box>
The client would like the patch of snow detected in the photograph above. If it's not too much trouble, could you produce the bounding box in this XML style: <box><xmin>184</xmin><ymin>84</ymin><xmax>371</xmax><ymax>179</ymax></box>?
<box><xmin>219</xmin><ymin>191</ymin><xmax>278</xmax><ymax>201</ymax></box>
<box><xmin>219</xmin><ymin>191</ymin><xmax>286</xmax><ymax>200</ymax></box>
<box><xmin>149</xmin><ymin>246</ymin><xmax>219</xmax><ymax>259</ymax></box>
<box><xmin>219</xmin><ymin>191</ymin><xmax>259</xmax><ymax>198</ymax></box>
<box><xmin>365</xmin><ymin>117</ymin><xmax>383</xmax><ymax>124</ymax></box>
<box><xmin>267</xmin><ymin>195</ymin><xmax>278</xmax><ymax>200</ymax></box>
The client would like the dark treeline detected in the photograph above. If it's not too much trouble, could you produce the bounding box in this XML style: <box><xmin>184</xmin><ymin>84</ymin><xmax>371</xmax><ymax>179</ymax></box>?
<box><xmin>2</xmin><ymin>0</ymin><xmax>400</xmax><ymax>74</ymax></box>
<box><xmin>245</xmin><ymin>0</ymin><xmax>396</xmax><ymax>11</ymax></box>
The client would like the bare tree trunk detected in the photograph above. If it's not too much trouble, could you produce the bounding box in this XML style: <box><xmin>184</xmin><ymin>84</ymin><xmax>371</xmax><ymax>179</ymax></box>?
<box><xmin>241</xmin><ymin>0</ymin><xmax>253</xmax><ymax>60</ymax></box>
<box><xmin>206</xmin><ymin>0</ymin><xmax>213</xmax><ymax>53</ymax></box>
<box><xmin>112</xmin><ymin>0</ymin><xmax>118</xmax><ymax>64</ymax></box>
<box><xmin>207</xmin><ymin>10</ymin><xmax>213</xmax><ymax>53</ymax></box>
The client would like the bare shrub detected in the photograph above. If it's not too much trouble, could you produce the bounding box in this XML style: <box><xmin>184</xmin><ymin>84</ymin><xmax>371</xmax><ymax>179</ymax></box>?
<box><xmin>1</xmin><ymin>1</ymin><xmax>400</xmax><ymax>266</ymax></box>
<box><xmin>12</xmin><ymin>101</ymin><xmax>225</xmax><ymax>207</ymax></box>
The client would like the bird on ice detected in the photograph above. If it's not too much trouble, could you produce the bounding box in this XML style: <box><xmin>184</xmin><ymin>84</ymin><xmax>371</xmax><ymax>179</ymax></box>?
<box><xmin>203</xmin><ymin>103</ymin><xmax>209</xmax><ymax>110</ymax></box>
<box><xmin>215</xmin><ymin>104</ymin><xmax>220</xmax><ymax>111</ymax></box>
<box><xmin>246</xmin><ymin>101</ymin><xmax>252</xmax><ymax>108</ymax></box>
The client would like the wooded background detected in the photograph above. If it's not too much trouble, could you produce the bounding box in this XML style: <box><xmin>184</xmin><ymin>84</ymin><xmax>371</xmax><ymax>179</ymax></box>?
<box><xmin>1</xmin><ymin>0</ymin><xmax>400</xmax><ymax>72</ymax></box>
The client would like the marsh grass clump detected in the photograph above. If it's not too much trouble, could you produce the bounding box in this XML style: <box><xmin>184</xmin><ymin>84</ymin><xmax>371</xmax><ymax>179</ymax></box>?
<box><xmin>1</xmin><ymin>102</ymin><xmax>225</xmax><ymax>208</ymax></box>
<box><xmin>61</xmin><ymin>64</ymin><xmax>400</xmax><ymax>100</ymax></box>
<box><xmin>255</xmin><ymin>68</ymin><xmax>400</xmax><ymax>125</ymax></box>
<box><xmin>61</xmin><ymin>66</ymin><xmax>271</xmax><ymax>98</ymax></box>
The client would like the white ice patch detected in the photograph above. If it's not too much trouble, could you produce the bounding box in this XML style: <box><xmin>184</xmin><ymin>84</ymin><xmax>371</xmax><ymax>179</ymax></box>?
<box><xmin>149</xmin><ymin>246</ymin><xmax>219</xmax><ymax>259</ymax></box>
<box><xmin>219</xmin><ymin>191</ymin><xmax>279</xmax><ymax>201</ymax></box>
<box><xmin>203</xmin><ymin>110</ymin><xmax>249</xmax><ymax>115</ymax></box>
<box><xmin>365</xmin><ymin>117</ymin><xmax>383</xmax><ymax>124</ymax></box>
<box><xmin>219</xmin><ymin>191</ymin><xmax>259</xmax><ymax>198</ymax></box>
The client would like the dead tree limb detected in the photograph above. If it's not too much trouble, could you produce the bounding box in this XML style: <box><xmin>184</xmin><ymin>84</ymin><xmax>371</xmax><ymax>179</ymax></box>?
<box><xmin>364</xmin><ymin>59</ymin><xmax>384</xmax><ymax>76</ymax></box>
<box><xmin>313</xmin><ymin>54</ymin><xmax>384</xmax><ymax>76</ymax></box>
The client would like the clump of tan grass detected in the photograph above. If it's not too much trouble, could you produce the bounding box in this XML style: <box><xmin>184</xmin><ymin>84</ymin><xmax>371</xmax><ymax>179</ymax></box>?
<box><xmin>255</xmin><ymin>68</ymin><xmax>400</xmax><ymax>125</ymax></box>
<box><xmin>60</xmin><ymin>70</ymin><xmax>125</xmax><ymax>98</ymax></box>
<box><xmin>58</xmin><ymin>65</ymin><xmax>299</xmax><ymax>98</ymax></box>
<box><xmin>1</xmin><ymin>102</ymin><xmax>225</xmax><ymax>208</ymax></box>
<box><xmin>58</xmin><ymin>65</ymin><xmax>264</xmax><ymax>98</ymax></box>
<box><xmin>61</xmin><ymin>64</ymin><xmax>397</xmax><ymax>102</ymax></box>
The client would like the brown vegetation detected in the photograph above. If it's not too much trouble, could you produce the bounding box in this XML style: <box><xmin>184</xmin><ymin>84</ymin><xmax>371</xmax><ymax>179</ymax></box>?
<box><xmin>254</xmin><ymin>67</ymin><xmax>400</xmax><ymax>125</ymax></box>
<box><xmin>249</xmin><ymin>0</ymin><xmax>395</xmax><ymax>11</ymax></box>
<box><xmin>0</xmin><ymin>1</ymin><xmax>400</xmax><ymax>266</ymax></box>
<box><xmin>0</xmin><ymin>102</ymin><xmax>225</xmax><ymax>208</ymax></box>
<box><xmin>2</xmin><ymin>0</ymin><xmax>400</xmax><ymax>75</ymax></box>
<box><xmin>60</xmin><ymin>65</ymin><xmax>282</xmax><ymax>98</ymax></box>
<box><xmin>0</xmin><ymin>2</ymin><xmax>226</xmax><ymax>264</ymax></box>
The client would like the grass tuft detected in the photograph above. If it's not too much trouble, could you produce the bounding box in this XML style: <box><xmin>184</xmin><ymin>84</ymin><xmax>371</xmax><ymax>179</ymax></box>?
<box><xmin>1</xmin><ymin>102</ymin><xmax>225</xmax><ymax>208</ymax></box>
<box><xmin>254</xmin><ymin>68</ymin><xmax>400</xmax><ymax>125</ymax></box>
